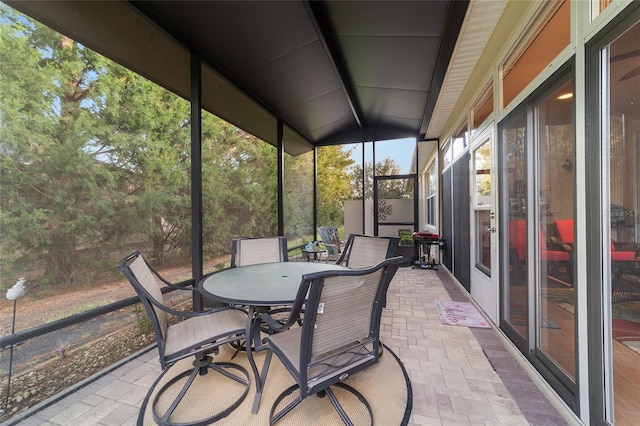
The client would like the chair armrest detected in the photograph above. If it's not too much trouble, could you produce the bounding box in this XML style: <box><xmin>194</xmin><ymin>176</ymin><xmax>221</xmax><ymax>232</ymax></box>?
<box><xmin>162</xmin><ymin>280</ymin><xmax>198</xmax><ymax>293</ymax></box>
<box><xmin>546</xmin><ymin>240</ymin><xmax>572</xmax><ymax>253</ymax></box>
<box><xmin>257</xmin><ymin>310</ymin><xmax>301</xmax><ymax>333</ymax></box>
<box><xmin>146</xmin><ymin>295</ymin><xmax>243</xmax><ymax>318</ymax></box>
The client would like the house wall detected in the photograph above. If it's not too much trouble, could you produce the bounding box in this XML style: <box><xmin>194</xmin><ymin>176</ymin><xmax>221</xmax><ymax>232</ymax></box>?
<box><xmin>422</xmin><ymin>1</ymin><xmax>640</xmax><ymax>424</ymax></box>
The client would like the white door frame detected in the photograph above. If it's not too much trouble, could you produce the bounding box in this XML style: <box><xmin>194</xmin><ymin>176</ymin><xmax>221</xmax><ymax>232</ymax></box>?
<box><xmin>469</xmin><ymin>124</ymin><xmax>499</xmax><ymax>323</ymax></box>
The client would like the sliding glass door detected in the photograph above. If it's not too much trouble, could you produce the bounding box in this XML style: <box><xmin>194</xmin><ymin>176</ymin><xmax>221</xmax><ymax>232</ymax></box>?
<box><xmin>499</xmin><ymin>69</ymin><xmax>577</xmax><ymax>408</ymax></box>
<box><xmin>595</xmin><ymin>16</ymin><xmax>640</xmax><ymax>425</ymax></box>
<box><xmin>533</xmin><ymin>77</ymin><xmax>576</xmax><ymax>386</ymax></box>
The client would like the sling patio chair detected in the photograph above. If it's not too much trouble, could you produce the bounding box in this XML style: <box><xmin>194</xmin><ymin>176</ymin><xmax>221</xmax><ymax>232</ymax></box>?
<box><xmin>508</xmin><ymin>220</ymin><xmax>572</xmax><ymax>286</ymax></box>
<box><xmin>229</xmin><ymin>238</ymin><xmax>289</xmax><ymax>314</ymax></box>
<box><xmin>554</xmin><ymin>218</ymin><xmax>638</xmax><ymax>265</ymax></box>
<box><xmin>230</xmin><ymin>236</ymin><xmax>289</xmax><ymax>267</ymax></box>
<box><xmin>117</xmin><ymin>251</ymin><xmax>250</xmax><ymax>426</ymax></box>
<box><xmin>254</xmin><ymin>256</ymin><xmax>404</xmax><ymax>424</ymax></box>
<box><xmin>336</xmin><ymin>234</ymin><xmax>400</xmax><ymax>269</ymax></box>
<box><xmin>230</xmin><ymin>236</ymin><xmax>291</xmax><ymax>351</ymax></box>
<box><xmin>554</xmin><ymin>219</ymin><xmax>640</xmax><ymax>303</ymax></box>
<box><xmin>317</xmin><ymin>226</ymin><xmax>344</xmax><ymax>261</ymax></box>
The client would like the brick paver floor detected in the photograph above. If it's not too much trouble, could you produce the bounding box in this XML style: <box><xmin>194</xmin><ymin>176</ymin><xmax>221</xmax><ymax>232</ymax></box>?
<box><xmin>10</xmin><ymin>266</ymin><xmax>579</xmax><ymax>426</ymax></box>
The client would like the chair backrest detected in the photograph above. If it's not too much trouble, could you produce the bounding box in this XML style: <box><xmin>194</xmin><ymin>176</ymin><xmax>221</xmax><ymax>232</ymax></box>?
<box><xmin>318</xmin><ymin>226</ymin><xmax>343</xmax><ymax>258</ymax></box>
<box><xmin>296</xmin><ymin>256</ymin><xmax>403</xmax><ymax>397</ymax></box>
<box><xmin>230</xmin><ymin>236</ymin><xmax>288</xmax><ymax>267</ymax></box>
<box><xmin>337</xmin><ymin>234</ymin><xmax>399</xmax><ymax>269</ymax></box>
<box><xmin>509</xmin><ymin>220</ymin><xmax>561</xmax><ymax>258</ymax></box>
<box><xmin>117</xmin><ymin>252</ymin><xmax>169</xmax><ymax>357</ymax></box>
<box><xmin>508</xmin><ymin>220</ymin><xmax>527</xmax><ymax>256</ymax></box>
<box><xmin>554</xmin><ymin>219</ymin><xmax>574</xmax><ymax>245</ymax></box>
<box><xmin>317</xmin><ymin>226</ymin><xmax>339</xmax><ymax>244</ymax></box>
<box><xmin>317</xmin><ymin>226</ymin><xmax>340</xmax><ymax>256</ymax></box>
<box><xmin>555</xmin><ymin>218</ymin><xmax>635</xmax><ymax>258</ymax></box>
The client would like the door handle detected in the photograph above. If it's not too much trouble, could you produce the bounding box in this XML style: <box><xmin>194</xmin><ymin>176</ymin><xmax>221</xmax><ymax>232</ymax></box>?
<box><xmin>485</xmin><ymin>226</ymin><xmax>496</xmax><ymax>233</ymax></box>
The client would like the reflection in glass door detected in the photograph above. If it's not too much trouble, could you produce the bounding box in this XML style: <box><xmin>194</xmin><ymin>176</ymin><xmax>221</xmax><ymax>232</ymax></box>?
<box><xmin>499</xmin><ymin>73</ymin><xmax>577</xmax><ymax>406</ymax></box>
<box><xmin>534</xmin><ymin>78</ymin><xmax>575</xmax><ymax>383</ymax></box>
<box><xmin>500</xmin><ymin>111</ymin><xmax>528</xmax><ymax>343</ymax></box>
<box><xmin>603</xmin><ymin>19</ymin><xmax>640</xmax><ymax>425</ymax></box>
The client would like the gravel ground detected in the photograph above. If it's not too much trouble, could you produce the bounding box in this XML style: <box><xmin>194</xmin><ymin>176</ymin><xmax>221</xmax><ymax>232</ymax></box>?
<box><xmin>0</xmin><ymin>253</ymin><xmax>244</xmax><ymax>422</ymax></box>
<box><xmin>0</xmin><ymin>283</ymin><xmax>197</xmax><ymax>423</ymax></box>
<box><xmin>0</xmin><ymin>319</ymin><xmax>156</xmax><ymax>421</ymax></box>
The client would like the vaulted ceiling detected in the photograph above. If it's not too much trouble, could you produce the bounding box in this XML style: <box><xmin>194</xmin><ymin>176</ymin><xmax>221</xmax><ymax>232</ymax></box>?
<box><xmin>6</xmin><ymin>1</ymin><xmax>507</xmax><ymax>156</ymax></box>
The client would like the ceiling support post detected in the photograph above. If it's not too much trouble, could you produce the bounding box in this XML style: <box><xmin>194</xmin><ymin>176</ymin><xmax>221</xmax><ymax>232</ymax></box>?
<box><xmin>313</xmin><ymin>146</ymin><xmax>318</xmax><ymax>240</ymax></box>
<box><xmin>277</xmin><ymin>119</ymin><xmax>285</xmax><ymax>236</ymax></box>
<box><xmin>190</xmin><ymin>52</ymin><xmax>204</xmax><ymax>311</ymax></box>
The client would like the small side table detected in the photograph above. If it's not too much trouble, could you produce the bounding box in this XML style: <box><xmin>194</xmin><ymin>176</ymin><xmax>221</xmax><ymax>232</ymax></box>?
<box><xmin>302</xmin><ymin>248</ymin><xmax>326</xmax><ymax>262</ymax></box>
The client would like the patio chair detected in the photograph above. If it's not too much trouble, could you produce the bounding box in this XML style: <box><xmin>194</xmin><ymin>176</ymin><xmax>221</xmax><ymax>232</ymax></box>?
<box><xmin>255</xmin><ymin>256</ymin><xmax>404</xmax><ymax>424</ymax></box>
<box><xmin>336</xmin><ymin>234</ymin><xmax>400</xmax><ymax>269</ymax></box>
<box><xmin>508</xmin><ymin>220</ymin><xmax>572</xmax><ymax>285</ymax></box>
<box><xmin>555</xmin><ymin>218</ymin><xmax>638</xmax><ymax>263</ymax></box>
<box><xmin>230</xmin><ymin>236</ymin><xmax>288</xmax><ymax>267</ymax></box>
<box><xmin>230</xmin><ymin>236</ymin><xmax>291</xmax><ymax>349</ymax></box>
<box><xmin>117</xmin><ymin>251</ymin><xmax>250</xmax><ymax>426</ymax></box>
<box><xmin>317</xmin><ymin>226</ymin><xmax>344</xmax><ymax>261</ymax></box>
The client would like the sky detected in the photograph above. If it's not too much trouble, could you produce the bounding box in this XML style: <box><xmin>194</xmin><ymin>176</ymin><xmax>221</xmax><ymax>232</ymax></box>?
<box><xmin>347</xmin><ymin>137</ymin><xmax>416</xmax><ymax>174</ymax></box>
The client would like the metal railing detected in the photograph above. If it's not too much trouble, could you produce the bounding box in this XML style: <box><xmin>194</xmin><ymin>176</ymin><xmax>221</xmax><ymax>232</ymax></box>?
<box><xmin>2</xmin><ymin>244</ymin><xmax>307</xmax><ymax>351</ymax></box>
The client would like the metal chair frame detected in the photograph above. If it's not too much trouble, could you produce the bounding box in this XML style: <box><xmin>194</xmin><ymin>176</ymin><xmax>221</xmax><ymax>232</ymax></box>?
<box><xmin>230</xmin><ymin>236</ymin><xmax>289</xmax><ymax>267</ymax></box>
<box><xmin>255</xmin><ymin>256</ymin><xmax>403</xmax><ymax>424</ymax></box>
<box><xmin>117</xmin><ymin>251</ymin><xmax>250</xmax><ymax>426</ymax></box>
<box><xmin>336</xmin><ymin>234</ymin><xmax>400</xmax><ymax>269</ymax></box>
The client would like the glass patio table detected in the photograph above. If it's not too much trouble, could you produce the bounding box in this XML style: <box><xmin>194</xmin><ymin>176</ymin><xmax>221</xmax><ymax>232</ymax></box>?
<box><xmin>198</xmin><ymin>261</ymin><xmax>348</xmax><ymax>413</ymax></box>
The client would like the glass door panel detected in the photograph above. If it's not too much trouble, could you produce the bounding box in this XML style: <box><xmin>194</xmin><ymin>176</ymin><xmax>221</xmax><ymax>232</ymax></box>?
<box><xmin>535</xmin><ymin>79</ymin><xmax>576</xmax><ymax>381</ymax></box>
<box><xmin>500</xmin><ymin>111</ymin><xmax>528</xmax><ymax>340</ymax></box>
<box><xmin>604</xmin><ymin>20</ymin><xmax>640</xmax><ymax>425</ymax></box>
<box><xmin>471</xmin><ymin>128</ymin><xmax>498</xmax><ymax>322</ymax></box>
<box><xmin>474</xmin><ymin>142</ymin><xmax>493</xmax><ymax>272</ymax></box>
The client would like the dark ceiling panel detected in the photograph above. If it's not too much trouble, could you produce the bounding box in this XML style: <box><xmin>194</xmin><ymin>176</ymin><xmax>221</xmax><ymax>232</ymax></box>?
<box><xmin>341</xmin><ymin>36</ymin><xmax>439</xmax><ymax>91</ymax></box>
<box><xmin>325</xmin><ymin>1</ymin><xmax>448</xmax><ymax>37</ymax></box>
<box><xmin>357</xmin><ymin>87</ymin><xmax>427</xmax><ymax>121</ymax></box>
<box><xmin>138</xmin><ymin>1</ymin><xmax>319</xmax><ymax>76</ymax></box>
<box><xmin>283</xmin><ymin>89</ymin><xmax>354</xmax><ymax>134</ymax></box>
<box><xmin>7</xmin><ymin>0</ymin><xmax>469</xmax><ymax>150</ymax></box>
<box><xmin>244</xmin><ymin>41</ymin><xmax>342</xmax><ymax>113</ymax></box>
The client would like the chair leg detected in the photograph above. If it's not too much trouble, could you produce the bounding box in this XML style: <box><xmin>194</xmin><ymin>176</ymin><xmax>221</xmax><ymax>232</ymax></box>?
<box><xmin>252</xmin><ymin>350</ymin><xmax>273</xmax><ymax>414</ymax></box>
<box><xmin>326</xmin><ymin>383</ymin><xmax>373</xmax><ymax>426</ymax></box>
<box><xmin>140</xmin><ymin>358</ymin><xmax>250</xmax><ymax>426</ymax></box>
<box><xmin>269</xmin><ymin>384</ymin><xmax>303</xmax><ymax>425</ymax></box>
<box><xmin>156</xmin><ymin>365</ymin><xmax>200</xmax><ymax>425</ymax></box>
<box><xmin>269</xmin><ymin>382</ymin><xmax>373</xmax><ymax>426</ymax></box>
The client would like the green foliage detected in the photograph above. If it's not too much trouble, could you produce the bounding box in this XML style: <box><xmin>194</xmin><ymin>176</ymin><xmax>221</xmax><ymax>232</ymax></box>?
<box><xmin>131</xmin><ymin>304</ymin><xmax>152</xmax><ymax>333</ymax></box>
<box><xmin>317</xmin><ymin>145</ymin><xmax>355</xmax><ymax>226</ymax></box>
<box><xmin>284</xmin><ymin>151</ymin><xmax>314</xmax><ymax>237</ymax></box>
<box><xmin>0</xmin><ymin>9</ymin><xmax>133</xmax><ymax>286</ymax></box>
<box><xmin>0</xmin><ymin>6</ymin><xmax>356</xmax><ymax>290</ymax></box>
<box><xmin>349</xmin><ymin>158</ymin><xmax>409</xmax><ymax>199</ymax></box>
<box><xmin>201</xmin><ymin>119</ymin><xmax>278</xmax><ymax>256</ymax></box>
<box><xmin>0</xmin><ymin>6</ymin><xmax>418</xmax><ymax>295</ymax></box>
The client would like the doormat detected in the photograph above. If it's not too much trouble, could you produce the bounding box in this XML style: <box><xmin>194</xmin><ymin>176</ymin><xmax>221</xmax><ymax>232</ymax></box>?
<box><xmin>435</xmin><ymin>300</ymin><xmax>491</xmax><ymax>328</ymax></box>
